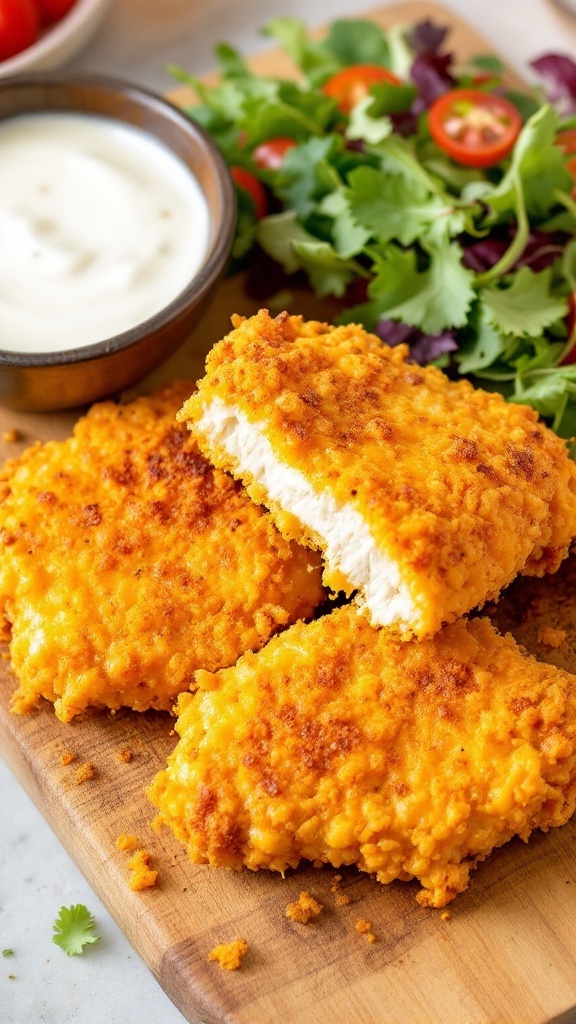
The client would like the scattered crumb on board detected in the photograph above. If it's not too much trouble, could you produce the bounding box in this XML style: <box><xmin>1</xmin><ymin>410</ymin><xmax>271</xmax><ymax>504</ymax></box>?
<box><xmin>127</xmin><ymin>849</ymin><xmax>158</xmax><ymax>890</ymax></box>
<box><xmin>207</xmin><ymin>939</ymin><xmax>248</xmax><ymax>971</ymax></box>
<box><xmin>285</xmin><ymin>891</ymin><xmax>323</xmax><ymax>924</ymax></box>
<box><xmin>335</xmin><ymin>893</ymin><xmax>352</xmax><ymax>907</ymax></box>
<box><xmin>60</xmin><ymin>750</ymin><xmax>77</xmax><ymax>766</ymax></box>
<box><xmin>74</xmin><ymin>762</ymin><xmax>95</xmax><ymax>784</ymax></box>
<box><xmin>2</xmin><ymin>429</ymin><xmax>19</xmax><ymax>444</ymax></box>
<box><xmin>117</xmin><ymin>747</ymin><xmax>132</xmax><ymax>763</ymax></box>
<box><xmin>441</xmin><ymin>910</ymin><xmax>452</xmax><ymax>921</ymax></box>
<box><xmin>355</xmin><ymin>919</ymin><xmax>376</xmax><ymax>943</ymax></box>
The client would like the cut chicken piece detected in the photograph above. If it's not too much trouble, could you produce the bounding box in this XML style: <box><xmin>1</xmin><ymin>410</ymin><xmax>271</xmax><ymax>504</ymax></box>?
<box><xmin>148</xmin><ymin>606</ymin><xmax>576</xmax><ymax>908</ymax></box>
<box><xmin>0</xmin><ymin>381</ymin><xmax>324</xmax><ymax>722</ymax></box>
<box><xmin>179</xmin><ymin>309</ymin><xmax>576</xmax><ymax>639</ymax></box>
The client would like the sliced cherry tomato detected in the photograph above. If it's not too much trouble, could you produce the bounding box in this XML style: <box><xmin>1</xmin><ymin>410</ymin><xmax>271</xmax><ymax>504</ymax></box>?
<box><xmin>253</xmin><ymin>136</ymin><xmax>297</xmax><ymax>171</ymax></box>
<box><xmin>34</xmin><ymin>0</ymin><xmax>76</xmax><ymax>24</ymax></box>
<box><xmin>0</xmin><ymin>0</ymin><xmax>38</xmax><ymax>60</ymax></box>
<box><xmin>230</xmin><ymin>166</ymin><xmax>267</xmax><ymax>219</ymax></box>
<box><xmin>323</xmin><ymin>64</ymin><xmax>401</xmax><ymax>114</ymax></box>
<box><xmin>428</xmin><ymin>89</ymin><xmax>522</xmax><ymax>168</ymax></box>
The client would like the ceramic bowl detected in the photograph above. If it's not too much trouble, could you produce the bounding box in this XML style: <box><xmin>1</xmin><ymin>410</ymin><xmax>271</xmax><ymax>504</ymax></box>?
<box><xmin>0</xmin><ymin>73</ymin><xmax>235</xmax><ymax>411</ymax></box>
<box><xmin>0</xmin><ymin>0</ymin><xmax>114</xmax><ymax>78</ymax></box>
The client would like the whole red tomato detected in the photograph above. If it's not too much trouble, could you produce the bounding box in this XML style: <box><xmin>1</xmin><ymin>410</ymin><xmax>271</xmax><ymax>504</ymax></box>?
<box><xmin>35</xmin><ymin>0</ymin><xmax>76</xmax><ymax>24</ymax></box>
<box><xmin>0</xmin><ymin>0</ymin><xmax>38</xmax><ymax>61</ymax></box>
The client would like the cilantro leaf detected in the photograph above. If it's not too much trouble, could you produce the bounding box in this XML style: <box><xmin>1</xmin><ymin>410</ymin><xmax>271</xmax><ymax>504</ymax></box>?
<box><xmin>290</xmin><ymin>239</ymin><xmax>365</xmax><ymax>297</ymax></box>
<box><xmin>488</xmin><ymin>105</ymin><xmax>571</xmax><ymax>220</ymax></box>
<box><xmin>368</xmin><ymin>242</ymin><xmax>475</xmax><ymax>334</ymax></box>
<box><xmin>456</xmin><ymin>301</ymin><xmax>508</xmax><ymax>374</ymax></box>
<box><xmin>52</xmin><ymin>905</ymin><xmax>100</xmax><ymax>957</ymax></box>
<box><xmin>273</xmin><ymin>135</ymin><xmax>343</xmax><ymax>217</ymax></box>
<box><xmin>320</xmin><ymin>190</ymin><xmax>371</xmax><ymax>258</ymax></box>
<box><xmin>2</xmin><ymin>949</ymin><xmax>14</xmax><ymax>957</ymax></box>
<box><xmin>481</xmin><ymin>267</ymin><xmax>568</xmax><ymax>339</ymax></box>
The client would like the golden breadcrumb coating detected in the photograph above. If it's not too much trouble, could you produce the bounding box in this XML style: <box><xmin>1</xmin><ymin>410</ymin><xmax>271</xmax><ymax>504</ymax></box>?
<box><xmin>148</xmin><ymin>607</ymin><xmax>576</xmax><ymax>908</ymax></box>
<box><xmin>0</xmin><ymin>381</ymin><xmax>323</xmax><ymax>722</ymax></box>
<box><xmin>489</xmin><ymin>551</ymin><xmax>576</xmax><ymax>674</ymax></box>
<box><xmin>180</xmin><ymin>310</ymin><xmax>576</xmax><ymax>638</ymax></box>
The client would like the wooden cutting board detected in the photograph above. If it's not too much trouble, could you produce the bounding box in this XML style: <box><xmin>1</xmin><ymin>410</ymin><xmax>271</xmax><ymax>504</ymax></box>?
<box><xmin>2</xmin><ymin>4</ymin><xmax>576</xmax><ymax>1023</ymax></box>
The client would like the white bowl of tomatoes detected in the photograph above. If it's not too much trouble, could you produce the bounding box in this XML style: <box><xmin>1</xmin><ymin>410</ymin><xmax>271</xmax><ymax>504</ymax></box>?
<box><xmin>0</xmin><ymin>0</ymin><xmax>112</xmax><ymax>76</ymax></box>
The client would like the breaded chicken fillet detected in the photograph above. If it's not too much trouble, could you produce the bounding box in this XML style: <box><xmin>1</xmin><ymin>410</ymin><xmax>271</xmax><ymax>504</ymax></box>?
<box><xmin>180</xmin><ymin>310</ymin><xmax>576</xmax><ymax>639</ymax></box>
<box><xmin>489</xmin><ymin>550</ymin><xmax>576</xmax><ymax>674</ymax></box>
<box><xmin>147</xmin><ymin>606</ymin><xmax>576</xmax><ymax>908</ymax></box>
<box><xmin>0</xmin><ymin>382</ymin><xmax>323</xmax><ymax>722</ymax></box>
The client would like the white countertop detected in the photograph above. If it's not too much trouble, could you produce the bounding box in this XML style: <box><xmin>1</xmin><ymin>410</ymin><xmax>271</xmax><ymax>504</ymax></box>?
<box><xmin>2</xmin><ymin>1</ymin><xmax>576</xmax><ymax>1022</ymax></box>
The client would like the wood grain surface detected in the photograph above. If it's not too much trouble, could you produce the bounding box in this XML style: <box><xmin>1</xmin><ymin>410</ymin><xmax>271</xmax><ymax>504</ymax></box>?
<box><xmin>1</xmin><ymin>5</ymin><xmax>575</xmax><ymax>1023</ymax></box>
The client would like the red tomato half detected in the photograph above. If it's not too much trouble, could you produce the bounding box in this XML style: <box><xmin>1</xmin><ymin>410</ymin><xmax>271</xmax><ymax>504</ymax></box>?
<box><xmin>323</xmin><ymin>64</ymin><xmax>401</xmax><ymax>114</ymax></box>
<box><xmin>428</xmin><ymin>89</ymin><xmax>522</xmax><ymax>168</ymax></box>
<box><xmin>0</xmin><ymin>0</ymin><xmax>38</xmax><ymax>60</ymax></box>
<box><xmin>230</xmin><ymin>166</ymin><xmax>267</xmax><ymax>219</ymax></box>
<box><xmin>253</xmin><ymin>136</ymin><xmax>297</xmax><ymax>171</ymax></box>
<box><xmin>35</xmin><ymin>0</ymin><xmax>76</xmax><ymax>24</ymax></box>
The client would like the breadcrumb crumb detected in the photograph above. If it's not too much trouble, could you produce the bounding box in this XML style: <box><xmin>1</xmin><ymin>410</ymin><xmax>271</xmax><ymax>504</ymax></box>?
<box><xmin>285</xmin><ymin>891</ymin><xmax>323</xmax><ymax>924</ymax></box>
<box><xmin>441</xmin><ymin>910</ymin><xmax>452</xmax><ymax>921</ymax></box>
<box><xmin>116</xmin><ymin>833</ymin><xmax>138</xmax><ymax>853</ymax></box>
<box><xmin>60</xmin><ymin>750</ymin><xmax>77</xmax><ymax>766</ymax></box>
<box><xmin>330</xmin><ymin>874</ymin><xmax>343</xmax><ymax>892</ymax></box>
<box><xmin>117</xmin><ymin>747</ymin><xmax>132</xmax><ymax>763</ymax></box>
<box><xmin>335</xmin><ymin>894</ymin><xmax>352</xmax><ymax>907</ymax></box>
<box><xmin>128</xmin><ymin>849</ymin><xmax>158</xmax><ymax>891</ymax></box>
<box><xmin>207</xmin><ymin>938</ymin><xmax>248</xmax><ymax>971</ymax></box>
<box><xmin>74</xmin><ymin>762</ymin><xmax>95</xmax><ymax>784</ymax></box>
<box><xmin>355</xmin><ymin>918</ymin><xmax>376</xmax><ymax>942</ymax></box>
<box><xmin>2</xmin><ymin>430</ymin><xmax>19</xmax><ymax>444</ymax></box>
<box><xmin>537</xmin><ymin>627</ymin><xmax>567</xmax><ymax>649</ymax></box>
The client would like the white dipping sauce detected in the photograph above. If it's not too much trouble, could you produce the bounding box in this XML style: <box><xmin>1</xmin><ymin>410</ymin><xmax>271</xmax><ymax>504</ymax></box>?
<box><xmin>0</xmin><ymin>113</ymin><xmax>211</xmax><ymax>353</ymax></box>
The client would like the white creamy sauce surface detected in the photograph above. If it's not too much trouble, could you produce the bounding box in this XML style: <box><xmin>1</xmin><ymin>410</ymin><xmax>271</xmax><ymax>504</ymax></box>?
<box><xmin>0</xmin><ymin>112</ymin><xmax>211</xmax><ymax>353</ymax></box>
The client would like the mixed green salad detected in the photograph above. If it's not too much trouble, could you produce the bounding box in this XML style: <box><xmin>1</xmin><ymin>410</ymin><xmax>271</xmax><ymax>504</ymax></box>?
<box><xmin>173</xmin><ymin>17</ymin><xmax>576</xmax><ymax>439</ymax></box>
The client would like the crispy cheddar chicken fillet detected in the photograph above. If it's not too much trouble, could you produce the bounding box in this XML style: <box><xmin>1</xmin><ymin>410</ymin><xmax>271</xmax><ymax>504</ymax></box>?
<box><xmin>148</xmin><ymin>607</ymin><xmax>576</xmax><ymax>908</ymax></box>
<box><xmin>0</xmin><ymin>382</ymin><xmax>323</xmax><ymax>722</ymax></box>
<box><xmin>179</xmin><ymin>310</ymin><xmax>576</xmax><ymax>639</ymax></box>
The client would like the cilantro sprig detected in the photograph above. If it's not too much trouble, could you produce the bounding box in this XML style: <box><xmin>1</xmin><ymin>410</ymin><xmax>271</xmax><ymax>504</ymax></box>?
<box><xmin>52</xmin><ymin>904</ymin><xmax>99</xmax><ymax>957</ymax></box>
<box><xmin>175</xmin><ymin>17</ymin><xmax>576</xmax><ymax>440</ymax></box>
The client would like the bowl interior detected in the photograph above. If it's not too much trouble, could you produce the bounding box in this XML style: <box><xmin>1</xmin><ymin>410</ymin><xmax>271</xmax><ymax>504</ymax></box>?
<box><xmin>0</xmin><ymin>74</ymin><xmax>236</xmax><ymax>367</ymax></box>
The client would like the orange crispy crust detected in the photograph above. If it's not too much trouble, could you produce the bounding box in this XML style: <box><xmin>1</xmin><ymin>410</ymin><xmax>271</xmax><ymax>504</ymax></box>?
<box><xmin>181</xmin><ymin>310</ymin><xmax>576</xmax><ymax>637</ymax></box>
<box><xmin>147</xmin><ymin>607</ymin><xmax>576</xmax><ymax>908</ymax></box>
<box><xmin>0</xmin><ymin>382</ymin><xmax>324</xmax><ymax>722</ymax></box>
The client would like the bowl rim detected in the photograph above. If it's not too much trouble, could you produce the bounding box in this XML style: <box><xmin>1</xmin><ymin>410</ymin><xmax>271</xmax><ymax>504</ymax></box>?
<box><xmin>0</xmin><ymin>71</ymin><xmax>236</xmax><ymax>367</ymax></box>
<box><xmin>0</xmin><ymin>0</ymin><xmax>114</xmax><ymax>78</ymax></box>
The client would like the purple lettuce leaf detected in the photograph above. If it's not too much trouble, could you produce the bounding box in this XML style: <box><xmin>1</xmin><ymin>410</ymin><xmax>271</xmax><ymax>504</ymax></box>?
<box><xmin>376</xmin><ymin>319</ymin><xmax>458</xmax><ymax>364</ymax></box>
<box><xmin>531</xmin><ymin>53</ymin><xmax>576</xmax><ymax>116</ymax></box>
<box><xmin>462</xmin><ymin>229</ymin><xmax>567</xmax><ymax>274</ymax></box>
<box><xmin>406</xmin><ymin>20</ymin><xmax>449</xmax><ymax>56</ymax></box>
<box><xmin>410</xmin><ymin>52</ymin><xmax>456</xmax><ymax>113</ymax></box>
